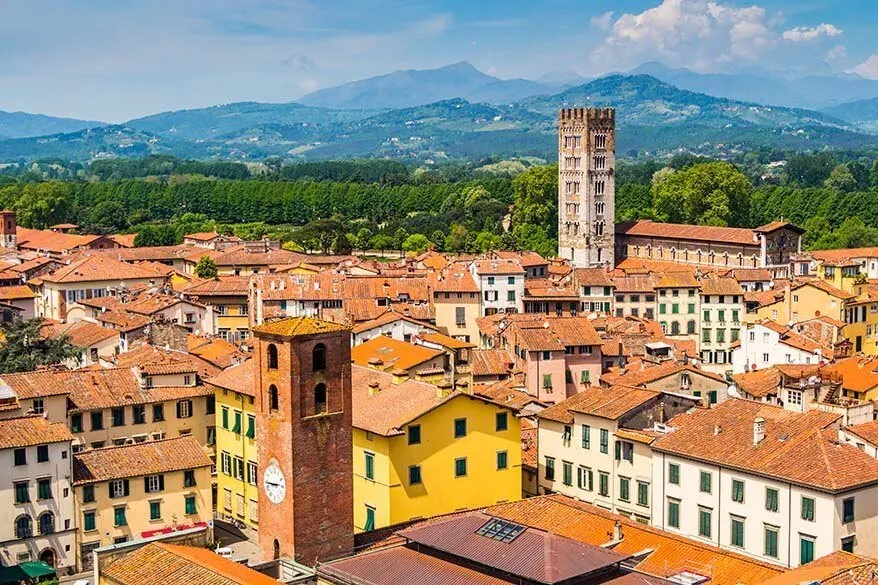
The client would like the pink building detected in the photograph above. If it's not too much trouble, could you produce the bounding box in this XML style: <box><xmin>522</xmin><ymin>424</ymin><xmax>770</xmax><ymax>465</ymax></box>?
<box><xmin>500</xmin><ymin>316</ymin><xmax>603</xmax><ymax>405</ymax></box>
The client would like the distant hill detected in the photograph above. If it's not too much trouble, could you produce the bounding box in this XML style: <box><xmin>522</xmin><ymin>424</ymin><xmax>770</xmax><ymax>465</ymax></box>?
<box><xmin>0</xmin><ymin>110</ymin><xmax>104</xmax><ymax>140</ymax></box>
<box><xmin>1</xmin><ymin>73</ymin><xmax>877</xmax><ymax>163</ymax></box>
<box><xmin>298</xmin><ymin>62</ymin><xmax>555</xmax><ymax>110</ymax></box>
<box><xmin>630</xmin><ymin>61</ymin><xmax>878</xmax><ymax>110</ymax></box>
<box><xmin>822</xmin><ymin>98</ymin><xmax>878</xmax><ymax>132</ymax></box>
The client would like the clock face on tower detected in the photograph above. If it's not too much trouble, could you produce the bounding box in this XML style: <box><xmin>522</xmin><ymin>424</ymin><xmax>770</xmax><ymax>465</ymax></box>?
<box><xmin>263</xmin><ymin>462</ymin><xmax>286</xmax><ymax>504</ymax></box>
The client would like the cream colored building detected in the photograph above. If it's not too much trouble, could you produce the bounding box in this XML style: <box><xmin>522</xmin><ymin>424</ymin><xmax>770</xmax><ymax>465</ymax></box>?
<box><xmin>73</xmin><ymin>436</ymin><xmax>213</xmax><ymax>570</ymax></box>
<box><xmin>428</xmin><ymin>268</ymin><xmax>480</xmax><ymax>344</ymax></box>
<box><xmin>1</xmin><ymin>416</ymin><xmax>76</xmax><ymax>571</ymax></box>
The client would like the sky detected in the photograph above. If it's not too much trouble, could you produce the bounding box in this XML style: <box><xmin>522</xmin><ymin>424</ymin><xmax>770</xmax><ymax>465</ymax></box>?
<box><xmin>2</xmin><ymin>0</ymin><xmax>878</xmax><ymax>122</ymax></box>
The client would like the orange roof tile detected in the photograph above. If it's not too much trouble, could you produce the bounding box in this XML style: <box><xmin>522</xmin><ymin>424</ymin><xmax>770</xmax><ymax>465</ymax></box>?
<box><xmin>428</xmin><ymin>268</ymin><xmax>479</xmax><ymax>293</ymax></box>
<box><xmin>655</xmin><ymin>399</ymin><xmax>878</xmax><ymax>492</ymax></box>
<box><xmin>618</xmin><ymin>220</ymin><xmax>759</xmax><ymax>246</ymax></box>
<box><xmin>472</xmin><ymin>259</ymin><xmax>525</xmax><ymax>275</ymax></box>
<box><xmin>73</xmin><ymin>436</ymin><xmax>212</xmax><ymax>484</ymax></box>
<box><xmin>760</xmin><ymin>551</ymin><xmax>878</xmax><ymax>585</ymax></box>
<box><xmin>820</xmin><ymin>356</ymin><xmax>878</xmax><ymax>393</ymax></box>
<box><xmin>731</xmin><ymin>368</ymin><xmax>781</xmax><ymax>398</ymax></box>
<box><xmin>182</xmin><ymin>276</ymin><xmax>251</xmax><ymax>296</ymax></box>
<box><xmin>539</xmin><ymin>385</ymin><xmax>661</xmax><ymax>424</ymax></box>
<box><xmin>351</xmin><ymin>336</ymin><xmax>442</xmax><ymax>371</ymax></box>
<box><xmin>0</xmin><ymin>285</ymin><xmax>36</xmax><ymax>300</ymax></box>
<box><xmin>844</xmin><ymin>420</ymin><xmax>878</xmax><ymax>447</ymax></box>
<box><xmin>700</xmin><ymin>275</ymin><xmax>744</xmax><ymax>296</ymax></box>
<box><xmin>206</xmin><ymin>359</ymin><xmax>255</xmax><ymax>398</ymax></box>
<box><xmin>471</xmin><ymin>349</ymin><xmax>514</xmax><ymax>377</ymax></box>
<box><xmin>605</xmin><ymin>361</ymin><xmax>725</xmax><ymax>387</ymax></box>
<box><xmin>573</xmin><ymin>267</ymin><xmax>614</xmax><ymax>287</ymax></box>
<box><xmin>41</xmin><ymin>254</ymin><xmax>160</xmax><ymax>284</ymax></box>
<box><xmin>0</xmin><ymin>415</ymin><xmax>72</xmax><ymax>449</ymax></box>
<box><xmin>351</xmin><ymin>311</ymin><xmax>436</xmax><ymax>335</ymax></box>
<box><xmin>420</xmin><ymin>332</ymin><xmax>474</xmax><ymax>350</ymax></box>
<box><xmin>114</xmin><ymin>345</ymin><xmax>220</xmax><ymax>377</ymax></box>
<box><xmin>252</xmin><ymin>316</ymin><xmax>350</xmax><ymax>338</ymax></box>
<box><xmin>654</xmin><ymin>271</ymin><xmax>700</xmax><ymax>289</ymax></box>
<box><xmin>102</xmin><ymin>542</ymin><xmax>280</xmax><ymax>585</ymax></box>
<box><xmin>45</xmin><ymin>320</ymin><xmax>118</xmax><ymax>347</ymax></box>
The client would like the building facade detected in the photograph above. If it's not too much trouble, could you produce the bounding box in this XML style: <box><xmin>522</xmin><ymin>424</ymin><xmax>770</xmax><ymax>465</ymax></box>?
<box><xmin>558</xmin><ymin>108</ymin><xmax>616</xmax><ymax>267</ymax></box>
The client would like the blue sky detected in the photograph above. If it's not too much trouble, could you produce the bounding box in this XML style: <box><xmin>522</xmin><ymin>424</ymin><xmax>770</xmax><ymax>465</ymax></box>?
<box><xmin>1</xmin><ymin>0</ymin><xmax>877</xmax><ymax>122</ymax></box>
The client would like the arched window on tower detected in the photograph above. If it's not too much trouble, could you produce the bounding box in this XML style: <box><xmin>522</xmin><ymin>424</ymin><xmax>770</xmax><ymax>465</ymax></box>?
<box><xmin>314</xmin><ymin>383</ymin><xmax>327</xmax><ymax>414</ymax></box>
<box><xmin>269</xmin><ymin>384</ymin><xmax>279</xmax><ymax>412</ymax></box>
<box><xmin>595</xmin><ymin>221</ymin><xmax>604</xmax><ymax>237</ymax></box>
<box><xmin>312</xmin><ymin>343</ymin><xmax>326</xmax><ymax>372</ymax></box>
<box><xmin>267</xmin><ymin>344</ymin><xmax>278</xmax><ymax>370</ymax></box>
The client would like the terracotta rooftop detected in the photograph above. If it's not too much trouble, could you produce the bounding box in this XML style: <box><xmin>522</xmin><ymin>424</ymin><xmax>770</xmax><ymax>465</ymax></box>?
<box><xmin>351</xmin><ymin>310</ymin><xmax>435</xmax><ymax>335</ymax></box>
<box><xmin>95</xmin><ymin>309</ymin><xmax>152</xmax><ymax>333</ymax></box>
<box><xmin>493</xmin><ymin>250</ymin><xmax>548</xmax><ymax>267</ymax></box>
<box><xmin>654</xmin><ymin>271</ymin><xmax>700</xmax><ymax>289</ymax></box>
<box><xmin>44</xmin><ymin>320</ymin><xmax>118</xmax><ymax>348</ymax></box>
<box><xmin>844</xmin><ymin>420</ymin><xmax>878</xmax><ymax>447</ymax></box>
<box><xmin>510</xmin><ymin>316</ymin><xmax>603</xmax><ymax>351</ymax></box>
<box><xmin>73</xmin><ymin>436</ymin><xmax>212</xmax><ymax>485</ymax></box>
<box><xmin>521</xmin><ymin>418</ymin><xmax>538</xmax><ymax>467</ymax></box>
<box><xmin>101</xmin><ymin>542</ymin><xmax>280</xmax><ymax>585</ymax></box>
<box><xmin>252</xmin><ymin>316</ymin><xmax>350</xmax><ymax>338</ymax></box>
<box><xmin>611</xmin><ymin>275</ymin><xmax>656</xmax><ymax>293</ymax></box>
<box><xmin>655</xmin><ymin>399</ymin><xmax>878</xmax><ymax>492</ymax></box>
<box><xmin>723</xmin><ymin>268</ymin><xmax>773</xmax><ymax>282</ymax></box>
<box><xmin>206</xmin><ymin>359</ymin><xmax>255</xmax><ymax>398</ymax></box>
<box><xmin>795</xmin><ymin>279</ymin><xmax>856</xmax><ymax>300</ymax></box>
<box><xmin>16</xmin><ymin>226</ymin><xmax>109</xmax><ymax>254</ymax></box>
<box><xmin>420</xmin><ymin>332</ymin><xmax>475</xmax><ymax>350</ymax></box>
<box><xmin>539</xmin><ymin>385</ymin><xmax>661</xmax><ymax>424</ymax></box>
<box><xmin>187</xmin><ymin>336</ymin><xmax>248</xmax><ymax>369</ymax></box>
<box><xmin>603</xmin><ymin>360</ymin><xmax>725</xmax><ymax>387</ymax></box>
<box><xmin>0</xmin><ymin>285</ymin><xmax>36</xmax><ymax>300</ymax></box>
<box><xmin>822</xmin><ymin>356</ymin><xmax>878</xmax><ymax>393</ymax></box>
<box><xmin>617</xmin><ymin>220</ymin><xmax>760</xmax><ymax>246</ymax></box>
<box><xmin>428</xmin><ymin>269</ymin><xmax>479</xmax><ymax>293</ymax></box>
<box><xmin>700</xmin><ymin>275</ymin><xmax>744</xmax><ymax>296</ymax></box>
<box><xmin>0</xmin><ymin>415</ymin><xmax>73</xmax><ymax>449</ymax></box>
<box><xmin>182</xmin><ymin>276</ymin><xmax>251</xmax><ymax>296</ymax></box>
<box><xmin>41</xmin><ymin>254</ymin><xmax>159</xmax><ymax>284</ymax></box>
<box><xmin>573</xmin><ymin>267</ymin><xmax>614</xmax><ymax>287</ymax></box>
<box><xmin>759</xmin><ymin>551</ymin><xmax>878</xmax><ymax>585</ymax></box>
<box><xmin>472</xmin><ymin>259</ymin><xmax>525</xmax><ymax>276</ymax></box>
<box><xmin>114</xmin><ymin>345</ymin><xmax>220</xmax><ymax>378</ymax></box>
<box><xmin>471</xmin><ymin>349</ymin><xmax>515</xmax><ymax>377</ymax></box>
<box><xmin>351</xmin><ymin>335</ymin><xmax>443</xmax><ymax>372</ymax></box>
<box><xmin>811</xmin><ymin>246</ymin><xmax>878</xmax><ymax>263</ymax></box>
<box><xmin>474</xmin><ymin>378</ymin><xmax>545</xmax><ymax>412</ymax></box>
<box><xmin>210</xmin><ymin>246</ymin><xmax>306</xmax><ymax>267</ymax></box>
<box><xmin>731</xmin><ymin>368</ymin><xmax>781</xmax><ymax>398</ymax></box>
<box><xmin>351</xmin><ymin>365</ymin><xmax>510</xmax><ymax>436</ymax></box>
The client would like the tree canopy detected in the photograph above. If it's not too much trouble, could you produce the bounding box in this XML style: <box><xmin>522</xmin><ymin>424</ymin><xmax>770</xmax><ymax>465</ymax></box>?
<box><xmin>0</xmin><ymin>318</ymin><xmax>82</xmax><ymax>373</ymax></box>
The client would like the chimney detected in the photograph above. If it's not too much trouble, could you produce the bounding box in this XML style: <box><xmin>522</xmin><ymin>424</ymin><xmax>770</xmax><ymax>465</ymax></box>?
<box><xmin>714</xmin><ymin>424</ymin><xmax>722</xmax><ymax>436</ymax></box>
<box><xmin>367</xmin><ymin>381</ymin><xmax>381</xmax><ymax>397</ymax></box>
<box><xmin>612</xmin><ymin>521</ymin><xmax>623</xmax><ymax>542</ymax></box>
<box><xmin>753</xmin><ymin>417</ymin><xmax>766</xmax><ymax>445</ymax></box>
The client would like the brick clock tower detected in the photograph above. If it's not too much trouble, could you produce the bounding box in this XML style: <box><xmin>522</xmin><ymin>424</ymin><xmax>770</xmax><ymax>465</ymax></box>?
<box><xmin>252</xmin><ymin>316</ymin><xmax>353</xmax><ymax>565</ymax></box>
<box><xmin>557</xmin><ymin>107</ymin><xmax>615</xmax><ymax>267</ymax></box>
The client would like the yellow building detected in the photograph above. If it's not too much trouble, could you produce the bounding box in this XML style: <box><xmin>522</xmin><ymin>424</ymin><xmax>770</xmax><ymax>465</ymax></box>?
<box><xmin>207</xmin><ymin>359</ymin><xmax>260</xmax><ymax>530</ymax></box>
<box><xmin>428</xmin><ymin>267</ymin><xmax>481</xmax><ymax>344</ymax></box>
<box><xmin>814</xmin><ymin>258</ymin><xmax>863</xmax><ymax>293</ymax></box>
<box><xmin>351</xmin><ymin>365</ymin><xmax>521</xmax><ymax>532</ymax></box>
<box><xmin>181</xmin><ymin>276</ymin><xmax>251</xmax><ymax>343</ymax></box>
<box><xmin>845</xmin><ymin>282</ymin><xmax>878</xmax><ymax>354</ymax></box>
<box><xmin>72</xmin><ymin>436</ymin><xmax>213</xmax><ymax>569</ymax></box>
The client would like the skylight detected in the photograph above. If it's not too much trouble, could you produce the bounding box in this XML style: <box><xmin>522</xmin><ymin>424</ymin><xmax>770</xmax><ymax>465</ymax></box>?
<box><xmin>475</xmin><ymin>518</ymin><xmax>526</xmax><ymax>543</ymax></box>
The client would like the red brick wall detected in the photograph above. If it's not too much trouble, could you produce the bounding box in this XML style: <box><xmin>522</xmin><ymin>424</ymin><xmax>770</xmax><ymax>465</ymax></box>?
<box><xmin>255</xmin><ymin>327</ymin><xmax>354</xmax><ymax>564</ymax></box>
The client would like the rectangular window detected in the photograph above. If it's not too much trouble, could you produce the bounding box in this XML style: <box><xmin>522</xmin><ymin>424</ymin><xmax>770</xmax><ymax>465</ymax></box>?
<box><xmin>766</xmin><ymin>487</ymin><xmax>778</xmax><ymax>512</ymax></box>
<box><xmin>688</xmin><ymin>303</ymin><xmax>695</xmax><ymax>314</ymax></box>
<box><xmin>619</xmin><ymin>477</ymin><xmax>630</xmax><ymax>501</ymax></box>
<box><xmin>843</xmin><ymin>498</ymin><xmax>855</xmax><ymax>523</ymax></box>
<box><xmin>409</xmin><ymin>465</ymin><xmax>422</xmax><ymax>485</ymax></box>
<box><xmin>145</xmin><ymin>474</ymin><xmax>164</xmax><ymax>493</ymax></box>
<box><xmin>545</xmin><ymin>457</ymin><xmax>555</xmax><ymax>481</ymax></box>
<box><xmin>185</xmin><ymin>495</ymin><xmax>196</xmax><ymax>516</ymax></box>
<box><xmin>598</xmin><ymin>472</ymin><xmax>609</xmax><ymax>497</ymax></box>
<box><xmin>112</xmin><ymin>407</ymin><xmax>125</xmax><ymax>427</ymax></box>
<box><xmin>221</xmin><ymin>407</ymin><xmax>229</xmax><ymax>429</ymax></box>
<box><xmin>637</xmin><ymin>481</ymin><xmax>648</xmax><ymax>506</ymax></box>
<box><xmin>14</xmin><ymin>448</ymin><xmax>26</xmax><ymax>466</ymax></box>
<box><xmin>110</xmin><ymin>479</ymin><xmax>129</xmax><ymax>499</ymax></box>
<box><xmin>150</xmin><ymin>501</ymin><xmax>161</xmax><ymax>520</ymax></box>
<box><xmin>698</xmin><ymin>508</ymin><xmax>712</xmax><ymax>538</ymax></box>
<box><xmin>800</xmin><ymin>536</ymin><xmax>815</xmax><ymax>565</ymax></box>
<box><xmin>730</xmin><ymin>517</ymin><xmax>745</xmax><ymax>548</ymax></box>
<box><xmin>233</xmin><ymin>457</ymin><xmax>244</xmax><ymax>480</ymax></box>
<box><xmin>454</xmin><ymin>457</ymin><xmax>467</xmax><ymax>477</ymax></box>
<box><xmin>454</xmin><ymin>418</ymin><xmax>467</xmax><ymax>438</ymax></box>
<box><xmin>246</xmin><ymin>462</ymin><xmax>257</xmax><ymax>486</ymax></box>
<box><xmin>841</xmin><ymin>536</ymin><xmax>855</xmax><ymax>553</ymax></box>
<box><xmin>246</xmin><ymin>415</ymin><xmax>255</xmax><ymax>439</ymax></box>
<box><xmin>221</xmin><ymin>452</ymin><xmax>231</xmax><ymax>476</ymax></box>
<box><xmin>672</xmin><ymin>303</ymin><xmax>679</xmax><ymax>314</ymax></box>
<box><xmin>71</xmin><ymin>413</ymin><xmax>82</xmax><ymax>433</ymax></box>
<box><xmin>83</xmin><ymin>511</ymin><xmax>96</xmax><ymax>532</ymax></box>
<box><xmin>495</xmin><ymin>412</ymin><xmax>508</xmax><ymax>432</ymax></box>
<box><xmin>497</xmin><ymin>451</ymin><xmax>508</xmax><ymax>470</ymax></box>
<box><xmin>153</xmin><ymin>403</ymin><xmax>164</xmax><ymax>421</ymax></box>
<box><xmin>184</xmin><ymin>469</ymin><xmax>197</xmax><ymax>487</ymax></box>
<box><xmin>37</xmin><ymin>478</ymin><xmax>52</xmax><ymax>500</ymax></box>
<box><xmin>507</xmin><ymin>290</ymin><xmax>516</xmax><ymax>302</ymax></box>
<box><xmin>364</xmin><ymin>506</ymin><xmax>375</xmax><ymax>532</ymax></box>
<box><xmin>600</xmin><ymin>429</ymin><xmax>609</xmax><ymax>454</ymax></box>
<box><xmin>542</xmin><ymin>374</ymin><xmax>552</xmax><ymax>389</ymax></box>
<box><xmin>582</xmin><ymin>425</ymin><xmax>590</xmax><ymax>449</ymax></box>
<box><xmin>562</xmin><ymin>461</ymin><xmax>573</xmax><ymax>486</ymax></box>
<box><xmin>577</xmin><ymin>466</ymin><xmax>593</xmax><ymax>491</ymax></box>
<box><xmin>114</xmin><ymin>506</ymin><xmax>127</xmax><ymax>527</ymax></box>
<box><xmin>14</xmin><ymin>481</ymin><xmax>29</xmax><ymax>504</ymax></box>
<box><xmin>700</xmin><ymin>471</ymin><xmax>712</xmax><ymax>494</ymax></box>
<box><xmin>132</xmin><ymin>405</ymin><xmax>146</xmax><ymax>424</ymax></box>
<box><xmin>177</xmin><ymin>400</ymin><xmax>192</xmax><ymax>419</ymax></box>
<box><xmin>364</xmin><ymin>452</ymin><xmax>375</xmax><ymax>480</ymax></box>
<box><xmin>408</xmin><ymin>425</ymin><xmax>421</xmax><ymax>445</ymax></box>
<box><xmin>668</xmin><ymin>499</ymin><xmax>680</xmax><ymax>528</ymax></box>
<box><xmin>801</xmin><ymin>496</ymin><xmax>815</xmax><ymax>521</ymax></box>
<box><xmin>37</xmin><ymin>445</ymin><xmax>49</xmax><ymax>463</ymax></box>
<box><xmin>731</xmin><ymin>479</ymin><xmax>745</xmax><ymax>503</ymax></box>
<box><xmin>82</xmin><ymin>485</ymin><xmax>95</xmax><ymax>503</ymax></box>
<box><xmin>764</xmin><ymin>526</ymin><xmax>779</xmax><ymax>558</ymax></box>
<box><xmin>669</xmin><ymin>463</ymin><xmax>680</xmax><ymax>485</ymax></box>
<box><xmin>455</xmin><ymin>306</ymin><xmax>466</xmax><ymax>326</ymax></box>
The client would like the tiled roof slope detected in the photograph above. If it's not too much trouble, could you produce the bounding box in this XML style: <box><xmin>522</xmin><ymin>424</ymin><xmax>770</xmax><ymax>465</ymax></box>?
<box><xmin>654</xmin><ymin>399</ymin><xmax>878</xmax><ymax>492</ymax></box>
<box><xmin>539</xmin><ymin>385</ymin><xmax>661</xmax><ymax>424</ymax></box>
<box><xmin>0</xmin><ymin>415</ymin><xmax>73</xmax><ymax>449</ymax></box>
<box><xmin>73</xmin><ymin>436</ymin><xmax>212</xmax><ymax>484</ymax></box>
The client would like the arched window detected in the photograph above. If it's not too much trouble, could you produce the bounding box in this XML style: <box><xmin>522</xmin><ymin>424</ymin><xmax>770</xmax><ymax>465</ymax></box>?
<box><xmin>671</xmin><ymin>322</ymin><xmax>681</xmax><ymax>336</ymax></box>
<box><xmin>269</xmin><ymin>384</ymin><xmax>279</xmax><ymax>412</ymax></box>
<box><xmin>15</xmin><ymin>515</ymin><xmax>31</xmax><ymax>539</ymax></box>
<box><xmin>687</xmin><ymin>320</ymin><xmax>696</xmax><ymax>334</ymax></box>
<box><xmin>671</xmin><ymin>247</ymin><xmax>677</xmax><ymax>260</ymax></box>
<box><xmin>267</xmin><ymin>344</ymin><xmax>278</xmax><ymax>370</ymax></box>
<box><xmin>38</xmin><ymin>512</ymin><xmax>54</xmax><ymax>535</ymax></box>
<box><xmin>273</xmin><ymin>539</ymin><xmax>280</xmax><ymax>560</ymax></box>
<box><xmin>313</xmin><ymin>343</ymin><xmax>326</xmax><ymax>372</ymax></box>
<box><xmin>738</xmin><ymin>253</ymin><xmax>744</xmax><ymax>267</ymax></box>
<box><xmin>314</xmin><ymin>383</ymin><xmax>327</xmax><ymax>414</ymax></box>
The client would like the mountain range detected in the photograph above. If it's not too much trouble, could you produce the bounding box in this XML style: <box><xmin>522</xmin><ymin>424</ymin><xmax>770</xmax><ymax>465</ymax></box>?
<box><xmin>2</xmin><ymin>61</ymin><xmax>878</xmax><ymax>163</ymax></box>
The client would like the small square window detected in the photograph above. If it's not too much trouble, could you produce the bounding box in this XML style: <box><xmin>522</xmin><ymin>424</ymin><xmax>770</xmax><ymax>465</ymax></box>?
<box><xmin>454</xmin><ymin>457</ymin><xmax>467</xmax><ymax>477</ymax></box>
<box><xmin>407</xmin><ymin>425</ymin><xmax>421</xmax><ymax>445</ymax></box>
<box><xmin>453</xmin><ymin>418</ymin><xmax>467</xmax><ymax>438</ymax></box>
<box><xmin>497</xmin><ymin>451</ymin><xmax>508</xmax><ymax>470</ymax></box>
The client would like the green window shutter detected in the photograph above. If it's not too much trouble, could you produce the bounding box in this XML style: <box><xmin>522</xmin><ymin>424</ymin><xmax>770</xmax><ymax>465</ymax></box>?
<box><xmin>150</xmin><ymin>501</ymin><xmax>161</xmax><ymax>520</ymax></box>
<box><xmin>542</xmin><ymin>374</ymin><xmax>552</xmax><ymax>389</ymax></box>
<box><xmin>496</xmin><ymin>452</ymin><xmax>508</xmax><ymax>470</ymax></box>
<box><xmin>732</xmin><ymin>480</ymin><xmax>744</xmax><ymax>502</ymax></box>
<box><xmin>582</xmin><ymin>425</ymin><xmax>590</xmax><ymax>449</ymax></box>
<box><xmin>699</xmin><ymin>509</ymin><xmax>711</xmax><ymax>537</ymax></box>
<box><xmin>246</xmin><ymin>415</ymin><xmax>256</xmax><ymax>439</ymax></box>
<box><xmin>800</xmin><ymin>537</ymin><xmax>814</xmax><ymax>565</ymax></box>
<box><xmin>766</xmin><ymin>488</ymin><xmax>778</xmax><ymax>512</ymax></box>
<box><xmin>669</xmin><ymin>463</ymin><xmax>679</xmax><ymax>485</ymax></box>
<box><xmin>731</xmin><ymin>518</ymin><xmax>744</xmax><ymax>547</ymax></box>
<box><xmin>84</xmin><ymin>512</ymin><xmax>95</xmax><ymax>531</ymax></box>
<box><xmin>38</xmin><ymin>480</ymin><xmax>51</xmax><ymax>500</ymax></box>
<box><xmin>455</xmin><ymin>458</ymin><xmax>467</xmax><ymax>477</ymax></box>
<box><xmin>364</xmin><ymin>507</ymin><xmax>375</xmax><ymax>531</ymax></box>
<box><xmin>114</xmin><ymin>507</ymin><xmax>127</xmax><ymax>527</ymax></box>
<box><xmin>495</xmin><ymin>412</ymin><xmax>508</xmax><ymax>432</ymax></box>
<box><xmin>563</xmin><ymin>462</ymin><xmax>572</xmax><ymax>486</ymax></box>
<box><xmin>365</xmin><ymin>453</ymin><xmax>374</xmax><ymax>480</ymax></box>
<box><xmin>232</xmin><ymin>411</ymin><xmax>241</xmax><ymax>434</ymax></box>
<box><xmin>802</xmin><ymin>497</ymin><xmax>815</xmax><ymax>521</ymax></box>
<box><xmin>638</xmin><ymin>482</ymin><xmax>648</xmax><ymax>506</ymax></box>
<box><xmin>581</xmin><ymin>369</ymin><xmax>590</xmax><ymax>384</ymax></box>
<box><xmin>619</xmin><ymin>478</ymin><xmax>629</xmax><ymax>501</ymax></box>
<box><xmin>700</xmin><ymin>471</ymin><xmax>711</xmax><ymax>493</ymax></box>
<box><xmin>221</xmin><ymin>407</ymin><xmax>229</xmax><ymax>429</ymax></box>
<box><xmin>670</xmin><ymin>501</ymin><xmax>680</xmax><ymax>528</ymax></box>
<box><xmin>565</xmin><ymin>369</ymin><xmax>573</xmax><ymax>384</ymax></box>
<box><xmin>185</xmin><ymin>496</ymin><xmax>196</xmax><ymax>515</ymax></box>
<box><xmin>764</xmin><ymin>527</ymin><xmax>778</xmax><ymax>558</ymax></box>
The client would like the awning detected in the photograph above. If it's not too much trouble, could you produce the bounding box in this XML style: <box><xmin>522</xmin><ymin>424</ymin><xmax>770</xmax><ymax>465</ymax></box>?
<box><xmin>0</xmin><ymin>561</ymin><xmax>57</xmax><ymax>584</ymax></box>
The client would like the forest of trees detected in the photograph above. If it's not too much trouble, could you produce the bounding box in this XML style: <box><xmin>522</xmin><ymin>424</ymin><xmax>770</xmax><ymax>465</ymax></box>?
<box><xmin>1</xmin><ymin>153</ymin><xmax>878</xmax><ymax>256</ymax></box>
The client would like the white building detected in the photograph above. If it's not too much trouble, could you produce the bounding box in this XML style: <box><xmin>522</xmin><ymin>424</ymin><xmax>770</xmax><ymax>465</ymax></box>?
<box><xmin>699</xmin><ymin>275</ymin><xmax>744</xmax><ymax>372</ymax></box>
<box><xmin>470</xmin><ymin>259</ymin><xmax>525</xmax><ymax>316</ymax></box>
<box><xmin>350</xmin><ymin>312</ymin><xmax>437</xmax><ymax>346</ymax></box>
<box><xmin>1</xmin><ymin>416</ymin><xmax>76</xmax><ymax>571</ymax></box>
<box><xmin>731</xmin><ymin>320</ymin><xmax>825</xmax><ymax>374</ymax></box>
<box><xmin>651</xmin><ymin>399</ymin><xmax>878</xmax><ymax>567</ymax></box>
<box><xmin>537</xmin><ymin>386</ymin><xmax>698</xmax><ymax>525</ymax></box>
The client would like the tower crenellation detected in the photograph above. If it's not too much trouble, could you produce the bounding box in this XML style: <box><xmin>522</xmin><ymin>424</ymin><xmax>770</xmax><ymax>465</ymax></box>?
<box><xmin>557</xmin><ymin>107</ymin><xmax>615</xmax><ymax>267</ymax></box>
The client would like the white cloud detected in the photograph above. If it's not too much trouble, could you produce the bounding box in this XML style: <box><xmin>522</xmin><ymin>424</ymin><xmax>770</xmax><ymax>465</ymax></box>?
<box><xmin>782</xmin><ymin>23</ymin><xmax>842</xmax><ymax>43</ymax></box>
<box><xmin>590</xmin><ymin>11</ymin><xmax>614</xmax><ymax>32</ymax></box>
<box><xmin>591</xmin><ymin>0</ymin><xmax>776</xmax><ymax>72</ymax></box>
<box><xmin>826</xmin><ymin>44</ymin><xmax>846</xmax><ymax>61</ymax></box>
<box><xmin>850</xmin><ymin>54</ymin><xmax>878</xmax><ymax>79</ymax></box>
